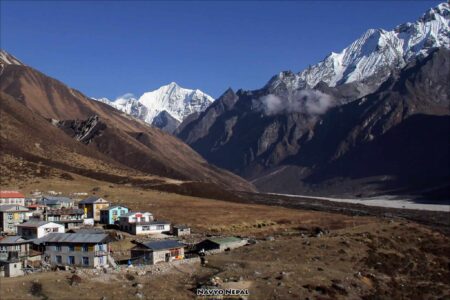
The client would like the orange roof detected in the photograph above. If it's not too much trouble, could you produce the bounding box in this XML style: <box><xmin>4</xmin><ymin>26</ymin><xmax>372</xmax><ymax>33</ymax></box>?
<box><xmin>0</xmin><ymin>191</ymin><xmax>25</xmax><ymax>198</ymax></box>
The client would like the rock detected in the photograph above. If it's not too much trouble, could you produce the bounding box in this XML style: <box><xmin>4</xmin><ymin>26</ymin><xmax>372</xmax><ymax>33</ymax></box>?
<box><xmin>266</xmin><ymin>236</ymin><xmax>275</xmax><ymax>241</ymax></box>
<box><xmin>101</xmin><ymin>297</ymin><xmax>107</xmax><ymax>300</ymax></box>
<box><xmin>133</xmin><ymin>283</ymin><xmax>143</xmax><ymax>289</ymax></box>
<box><xmin>135</xmin><ymin>292</ymin><xmax>144</xmax><ymax>299</ymax></box>
<box><xmin>254</xmin><ymin>271</ymin><xmax>261</xmax><ymax>276</ymax></box>
<box><xmin>317</xmin><ymin>267</ymin><xmax>324</xmax><ymax>271</ymax></box>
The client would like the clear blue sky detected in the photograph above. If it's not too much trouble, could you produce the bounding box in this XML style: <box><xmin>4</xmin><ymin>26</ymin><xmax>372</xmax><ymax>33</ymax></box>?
<box><xmin>1</xmin><ymin>1</ymin><xmax>442</xmax><ymax>99</ymax></box>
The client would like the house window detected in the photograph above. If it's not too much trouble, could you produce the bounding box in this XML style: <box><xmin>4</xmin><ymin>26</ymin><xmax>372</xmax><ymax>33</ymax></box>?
<box><xmin>98</xmin><ymin>244</ymin><xmax>105</xmax><ymax>251</ymax></box>
<box><xmin>56</xmin><ymin>255</ymin><xmax>62</xmax><ymax>264</ymax></box>
<box><xmin>7</xmin><ymin>213</ymin><xmax>13</xmax><ymax>220</ymax></box>
<box><xmin>99</xmin><ymin>256</ymin><xmax>104</xmax><ymax>265</ymax></box>
<box><xmin>82</xmin><ymin>257</ymin><xmax>89</xmax><ymax>266</ymax></box>
<box><xmin>68</xmin><ymin>256</ymin><xmax>75</xmax><ymax>265</ymax></box>
<box><xmin>82</xmin><ymin>244</ymin><xmax>88</xmax><ymax>252</ymax></box>
<box><xmin>142</xmin><ymin>225</ymin><xmax>150</xmax><ymax>231</ymax></box>
<box><xmin>55</xmin><ymin>245</ymin><xmax>62</xmax><ymax>251</ymax></box>
<box><xmin>68</xmin><ymin>245</ymin><xmax>75</xmax><ymax>252</ymax></box>
<box><xmin>156</xmin><ymin>225</ymin><xmax>165</xmax><ymax>230</ymax></box>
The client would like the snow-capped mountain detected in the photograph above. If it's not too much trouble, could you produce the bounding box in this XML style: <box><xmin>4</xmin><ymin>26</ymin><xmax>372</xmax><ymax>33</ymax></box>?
<box><xmin>268</xmin><ymin>2</ymin><xmax>449</xmax><ymax>91</ymax></box>
<box><xmin>0</xmin><ymin>50</ymin><xmax>24</xmax><ymax>66</ymax></box>
<box><xmin>94</xmin><ymin>82</ymin><xmax>213</xmax><ymax>133</ymax></box>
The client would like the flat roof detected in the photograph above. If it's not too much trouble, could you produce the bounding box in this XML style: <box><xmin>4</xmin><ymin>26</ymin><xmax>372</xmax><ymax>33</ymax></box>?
<box><xmin>34</xmin><ymin>233</ymin><xmax>110</xmax><ymax>244</ymax></box>
<box><xmin>139</xmin><ymin>240</ymin><xmax>184</xmax><ymax>251</ymax></box>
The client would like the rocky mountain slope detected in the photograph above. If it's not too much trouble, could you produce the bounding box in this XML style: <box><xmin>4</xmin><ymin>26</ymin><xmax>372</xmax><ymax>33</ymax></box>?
<box><xmin>0</xmin><ymin>51</ymin><xmax>254</xmax><ymax>193</ymax></box>
<box><xmin>177</xmin><ymin>3</ymin><xmax>450</xmax><ymax>198</ymax></box>
<box><xmin>95</xmin><ymin>82</ymin><xmax>213</xmax><ymax>133</ymax></box>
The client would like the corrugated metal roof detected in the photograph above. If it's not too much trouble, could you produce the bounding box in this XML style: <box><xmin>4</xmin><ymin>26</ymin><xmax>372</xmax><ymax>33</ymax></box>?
<box><xmin>0</xmin><ymin>191</ymin><xmax>25</xmax><ymax>198</ymax></box>
<box><xmin>79</xmin><ymin>196</ymin><xmax>108</xmax><ymax>204</ymax></box>
<box><xmin>207</xmin><ymin>237</ymin><xmax>243</xmax><ymax>245</ymax></box>
<box><xmin>0</xmin><ymin>236</ymin><xmax>29</xmax><ymax>244</ymax></box>
<box><xmin>141</xmin><ymin>240</ymin><xmax>184</xmax><ymax>251</ymax></box>
<box><xmin>40</xmin><ymin>196</ymin><xmax>73</xmax><ymax>204</ymax></box>
<box><xmin>0</xmin><ymin>205</ymin><xmax>29</xmax><ymax>212</ymax></box>
<box><xmin>16</xmin><ymin>220</ymin><xmax>51</xmax><ymax>228</ymax></box>
<box><xmin>34</xmin><ymin>233</ymin><xmax>110</xmax><ymax>244</ymax></box>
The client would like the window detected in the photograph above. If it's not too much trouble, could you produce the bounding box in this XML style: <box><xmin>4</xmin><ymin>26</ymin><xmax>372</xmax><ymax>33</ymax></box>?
<box><xmin>68</xmin><ymin>256</ymin><xmax>75</xmax><ymax>265</ymax></box>
<box><xmin>142</xmin><ymin>225</ymin><xmax>150</xmax><ymax>231</ymax></box>
<box><xmin>82</xmin><ymin>244</ymin><xmax>88</xmax><ymax>252</ymax></box>
<box><xmin>82</xmin><ymin>257</ymin><xmax>89</xmax><ymax>266</ymax></box>
<box><xmin>156</xmin><ymin>225</ymin><xmax>165</xmax><ymax>230</ymax></box>
<box><xmin>55</xmin><ymin>245</ymin><xmax>62</xmax><ymax>251</ymax></box>
<box><xmin>98</xmin><ymin>244</ymin><xmax>105</xmax><ymax>251</ymax></box>
<box><xmin>56</xmin><ymin>255</ymin><xmax>62</xmax><ymax>264</ymax></box>
<box><xmin>7</xmin><ymin>213</ymin><xmax>13</xmax><ymax>220</ymax></box>
<box><xmin>68</xmin><ymin>245</ymin><xmax>74</xmax><ymax>252</ymax></box>
<box><xmin>99</xmin><ymin>256</ymin><xmax>104</xmax><ymax>265</ymax></box>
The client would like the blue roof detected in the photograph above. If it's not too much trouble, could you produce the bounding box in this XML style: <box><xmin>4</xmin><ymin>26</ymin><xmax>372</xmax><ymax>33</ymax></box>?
<box><xmin>40</xmin><ymin>196</ymin><xmax>73</xmax><ymax>205</ymax></box>
<box><xmin>140</xmin><ymin>240</ymin><xmax>184</xmax><ymax>251</ymax></box>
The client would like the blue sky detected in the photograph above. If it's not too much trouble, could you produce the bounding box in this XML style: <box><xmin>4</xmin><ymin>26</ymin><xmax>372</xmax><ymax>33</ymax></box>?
<box><xmin>1</xmin><ymin>1</ymin><xmax>442</xmax><ymax>99</ymax></box>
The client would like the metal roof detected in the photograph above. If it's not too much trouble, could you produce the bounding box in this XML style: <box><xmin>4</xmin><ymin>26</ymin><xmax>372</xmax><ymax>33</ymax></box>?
<box><xmin>0</xmin><ymin>191</ymin><xmax>25</xmax><ymax>198</ymax></box>
<box><xmin>46</xmin><ymin>208</ymin><xmax>84</xmax><ymax>215</ymax></box>
<box><xmin>0</xmin><ymin>236</ymin><xmax>30</xmax><ymax>244</ymax></box>
<box><xmin>79</xmin><ymin>196</ymin><xmax>108</xmax><ymax>204</ymax></box>
<box><xmin>34</xmin><ymin>233</ymin><xmax>110</xmax><ymax>244</ymax></box>
<box><xmin>16</xmin><ymin>221</ymin><xmax>59</xmax><ymax>228</ymax></box>
<box><xmin>140</xmin><ymin>240</ymin><xmax>184</xmax><ymax>251</ymax></box>
<box><xmin>0</xmin><ymin>205</ymin><xmax>29</xmax><ymax>212</ymax></box>
<box><xmin>173</xmin><ymin>224</ymin><xmax>189</xmax><ymax>229</ymax></box>
<box><xmin>207</xmin><ymin>237</ymin><xmax>243</xmax><ymax>245</ymax></box>
<box><xmin>40</xmin><ymin>196</ymin><xmax>73</xmax><ymax>204</ymax></box>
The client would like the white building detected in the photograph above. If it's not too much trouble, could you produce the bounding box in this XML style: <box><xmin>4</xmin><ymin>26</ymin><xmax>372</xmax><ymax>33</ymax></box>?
<box><xmin>0</xmin><ymin>191</ymin><xmax>25</xmax><ymax>206</ymax></box>
<box><xmin>118</xmin><ymin>212</ymin><xmax>170</xmax><ymax>235</ymax></box>
<box><xmin>17</xmin><ymin>221</ymin><xmax>65</xmax><ymax>239</ymax></box>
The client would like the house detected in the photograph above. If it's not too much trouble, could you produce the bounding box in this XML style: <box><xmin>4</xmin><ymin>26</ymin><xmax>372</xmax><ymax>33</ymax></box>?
<box><xmin>100</xmin><ymin>205</ymin><xmax>129</xmax><ymax>225</ymax></box>
<box><xmin>78</xmin><ymin>197</ymin><xmax>109</xmax><ymax>221</ymax></box>
<box><xmin>197</xmin><ymin>237</ymin><xmax>247</xmax><ymax>253</ymax></box>
<box><xmin>44</xmin><ymin>208</ymin><xmax>84</xmax><ymax>229</ymax></box>
<box><xmin>118</xmin><ymin>211</ymin><xmax>153</xmax><ymax>232</ymax></box>
<box><xmin>133</xmin><ymin>221</ymin><xmax>171</xmax><ymax>236</ymax></box>
<box><xmin>0</xmin><ymin>191</ymin><xmax>25</xmax><ymax>206</ymax></box>
<box><xmin>130</xmin><ymin>240</ymin><xmax>184</xmax><ymax>265</ymax></box>
<box><xmin>34</xmin><ymin>233</ymin><xmax>111</xmax><ymax>268</ymax></box>
<box><xmin>39</xmin><ymin>196</ymin><xmax>74</xmax><ymax>209</ymax></box>
<box><xmin>0</xmin><ymin>205</ymin><xmax>29</xmax><ymax>234</ymax></box>
<box><xmin>172</xmin><ymin>225</ymin><xmax>191</xmax><ymax>237</ymax></box>
<box><xmin>0</xmin><ymin>236</ymin><xmax>32</xmax><ymax>261</ymax></box>
<box><xmin>17</xmin><ymin>221</ymin><xmax>65</xmax><ymax>239</ymax></box>
<box><xmin>118</xmin><ymin>211</ymin><xmax>169</xmax><ymax>235</ymax></box>
<box><xmin>0</xmin><ymin>260</ymin><xmax>24</xmax><ymax>277</ymax></box>
<box><xmin>119</xmin><ymin>211</ymin><xmax>153</xmax><ymax>225</ymax></box>
<box><xmin>0</xmin><ymin>236</ymin><xmax>42</xmax><ymax>278</ymax></box>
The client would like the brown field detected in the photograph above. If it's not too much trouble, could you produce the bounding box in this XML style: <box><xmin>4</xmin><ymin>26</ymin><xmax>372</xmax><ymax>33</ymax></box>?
<box><xmin>1</xmin><ymin>177</ymin><xmax>449</xmax><ymax>299</ymax></box>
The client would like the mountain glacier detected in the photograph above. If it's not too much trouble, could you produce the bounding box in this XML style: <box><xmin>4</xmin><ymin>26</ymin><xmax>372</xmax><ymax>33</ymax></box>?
<box><xmin>268</xmin><ymin>2</ymin><xmax>449</xmax><ymax>91</ymax></box>
<box><xmin>94</xmin><ymin>82</ymin><xmax>213</xmax><ymax>133</ymax></box>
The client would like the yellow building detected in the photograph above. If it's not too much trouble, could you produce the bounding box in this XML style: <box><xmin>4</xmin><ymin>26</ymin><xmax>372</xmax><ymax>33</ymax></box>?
<box><xmin>78</xmin><ymin>197</ymin><xmax>109</xmax><ymax>222</ymax></box>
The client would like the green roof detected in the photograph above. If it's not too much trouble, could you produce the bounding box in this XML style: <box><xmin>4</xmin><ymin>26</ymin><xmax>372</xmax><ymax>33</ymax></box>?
<box><xmin>207</xmin><ymin>237</ymin><xmax>242</xmax><ymax>245</ymax></box>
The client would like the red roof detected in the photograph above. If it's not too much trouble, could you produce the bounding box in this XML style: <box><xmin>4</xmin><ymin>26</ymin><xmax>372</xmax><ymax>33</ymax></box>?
<box><xmin>0</xmin><ymin>191</ymin><xmax>25</xmax><ymax>198</ymax></box>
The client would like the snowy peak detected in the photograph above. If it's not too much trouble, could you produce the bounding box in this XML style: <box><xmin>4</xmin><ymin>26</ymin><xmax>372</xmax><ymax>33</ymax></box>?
<box><xmin>269</xmin><ymin>2</ymin><xmax>449</xmax><ymax>90</ymax></box>
<box><xmin>138</xmin><ymin>82</ymin><xmax>214</xmax><ymax>123</ymax></box>
<box><xmin>93</xmin><ymin>82</ymin><xmax>213</xmax><ymax>133</ymax></box>
<box><xmin>0</xmin><ymin>50</ymin><xmax>24</xmax><ymax>66</ymax></box>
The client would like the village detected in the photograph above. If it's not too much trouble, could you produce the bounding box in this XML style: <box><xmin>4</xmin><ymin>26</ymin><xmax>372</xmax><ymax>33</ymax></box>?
<box><xmin>0</xmin><ymin>190</ymin><xmax>249</xmax><ymax>279</ymax></box>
